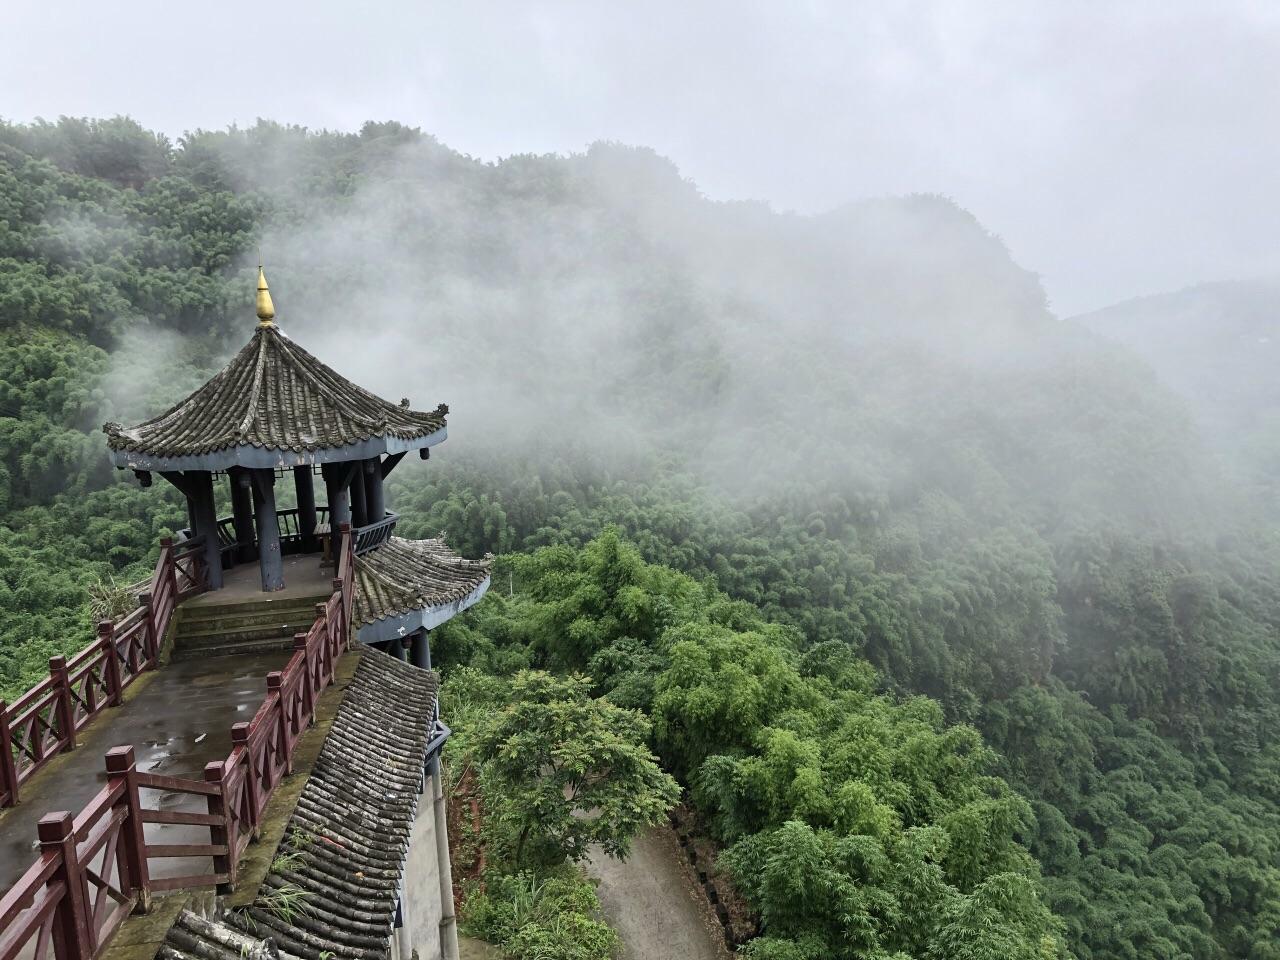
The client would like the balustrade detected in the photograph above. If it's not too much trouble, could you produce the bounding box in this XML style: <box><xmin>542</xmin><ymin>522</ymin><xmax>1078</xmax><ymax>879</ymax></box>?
<box><xmin>0</xmin><ymin>526</ymin><xmax>356</xmax><ymax>960</ymax></box>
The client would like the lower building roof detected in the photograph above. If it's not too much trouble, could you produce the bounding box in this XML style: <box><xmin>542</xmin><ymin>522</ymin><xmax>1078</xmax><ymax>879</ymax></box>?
<box><xmin>353</xmin><ymin>537</ymin><xmax>492</xmax><ymax>644</ymax></box>
<box><xmin>158</xmin><ymin>649</ymin><xmax>439</xmax><ymax>960</ymax></box>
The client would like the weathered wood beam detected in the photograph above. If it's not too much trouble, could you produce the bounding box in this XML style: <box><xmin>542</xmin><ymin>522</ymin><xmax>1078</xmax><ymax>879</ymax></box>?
<box><xmin>380</xmin><ymin>451</ymin><xmax>406</xmax><ymax>479</ymax></box>
<box><xmin>158</xmin><ymin>470</ymin><xmax>195</xmax><ymax>497</ymax></box>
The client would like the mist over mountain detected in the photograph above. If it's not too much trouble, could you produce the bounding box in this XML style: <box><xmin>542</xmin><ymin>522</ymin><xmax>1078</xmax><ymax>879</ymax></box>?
<box><xmin>8</xmin><ymin>118</ymin><xmax>1219</xmax><ymax>533</ymax></box>
<box><xmin>3</xmin><ymin>117</ymin><xmax>1280</xmax><ymax>959</ymax></box>
<box><xmin>1076</xmin><ymin>279</ymin><xmax>1280</xmax><ymax>508</ymax></box>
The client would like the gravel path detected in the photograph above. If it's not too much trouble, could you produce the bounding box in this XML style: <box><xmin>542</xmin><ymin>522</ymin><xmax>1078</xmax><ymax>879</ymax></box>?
<box><xmin>585</xmin><ymin>825</ymin><xmax>730</xmax><ymax>960</ymax></box>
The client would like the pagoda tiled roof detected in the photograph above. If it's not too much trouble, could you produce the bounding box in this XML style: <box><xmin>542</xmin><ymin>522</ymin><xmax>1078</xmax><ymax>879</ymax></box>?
<box><xmin>103</xmin><ymin>324</ymin><xmax>447</xmax><ymax>469</ymax></box>
<box><xmin>158</xmin><ymin>649</ymin><xmax>438</xmax><ymax>960</ymax></box>
<box><xmin>354</xmin><ymin>536</ymin><xmax>492</xmax><ymax>629</ymax></box>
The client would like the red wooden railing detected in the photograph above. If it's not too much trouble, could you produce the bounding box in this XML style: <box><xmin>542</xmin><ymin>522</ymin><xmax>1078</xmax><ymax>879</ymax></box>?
<box><xmin>0</xmin><ymin>537</ymin><xmax>209</xmax><ymax>810</ymax></box>
<box><xmin>0</xmin><ymin>525</ymin><xmax>354</xmax><ymax>960</ymax></box>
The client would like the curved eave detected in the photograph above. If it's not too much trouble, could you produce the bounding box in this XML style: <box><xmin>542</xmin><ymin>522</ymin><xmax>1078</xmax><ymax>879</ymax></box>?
<box><xmin>107</xmin><ymin>425</ymin><xmax>447</xmax><ymax>472</ymax></box>
<box><xmin>356</xmin><ymin>574</ymin><xmax>491</xmax><ymax>645</ymax></box>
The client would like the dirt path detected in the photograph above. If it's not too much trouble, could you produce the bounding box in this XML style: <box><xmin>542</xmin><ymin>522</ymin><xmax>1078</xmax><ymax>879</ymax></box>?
<box><xmin>585</xmin><ymin>825</ymin><xmax>730</xmax><ymax>960</ymax></box>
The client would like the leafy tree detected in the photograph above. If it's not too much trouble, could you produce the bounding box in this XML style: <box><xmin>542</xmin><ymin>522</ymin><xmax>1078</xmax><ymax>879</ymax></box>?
<box><xmin>472</xmin><ymin>670</ymin><xmax>680</xmax><ymax>867</ymax></box>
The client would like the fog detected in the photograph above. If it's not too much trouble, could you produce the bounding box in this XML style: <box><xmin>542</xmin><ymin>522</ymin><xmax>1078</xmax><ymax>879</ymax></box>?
<box><xmin>4</xmin><ymin>1</ymin><xmax>1278</xmax><ymax>316</ymax></box>
<box><xmin>161</xmin><ymin>130</ymin><xmax>1210</xmax><ymax>535</ymax></box>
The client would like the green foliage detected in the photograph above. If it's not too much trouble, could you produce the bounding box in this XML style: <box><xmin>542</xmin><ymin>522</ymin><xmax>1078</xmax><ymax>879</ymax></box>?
<box><xmin>3</xmin><ymin>116</ymin><xmax>1280</xmax><ymax>959</ymax></box>
<box><xmin>469</xmin><ymin>669</ymin><xmax>679</xmax><ymax>867</ymax></box>
<box><xmin>461</xmin><ymin>870</ymin><xmax>619</xmax><ymax>960</ymax></box>
<box><xmin>442</xmin><ymin>533</ymin><xmax>1066</xmax><ymax>957</ymax></box>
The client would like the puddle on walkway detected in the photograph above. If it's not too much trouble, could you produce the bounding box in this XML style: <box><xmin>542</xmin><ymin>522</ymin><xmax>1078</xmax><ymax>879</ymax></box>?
<box><xmin>0</xmin><ymin>650</ymin><xmax>289</xmax><ymax>890</ymax></box>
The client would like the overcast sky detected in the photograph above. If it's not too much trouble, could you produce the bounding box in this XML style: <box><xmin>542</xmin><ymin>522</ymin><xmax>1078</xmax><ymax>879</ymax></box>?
<box><xmin>4</xmin><ymin>1</ymin><xmax>1277</xmax><ymax>315</ymax></box>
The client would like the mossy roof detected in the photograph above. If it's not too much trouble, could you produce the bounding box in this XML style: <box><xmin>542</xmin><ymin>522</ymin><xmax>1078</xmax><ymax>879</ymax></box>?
<box><xmin>158</xmin><ymin>650</ymin><xmax>439</xmax><ymax>960</ymax></box>
<box><xmin>103</xmin><ymin>324</ymin><xmax>447</xmax><ymax>468</ymax></box>
<box><xmin>354</xmin><ymin>536</ymin><xmax>493</xmax><ymax>628</ymax></box>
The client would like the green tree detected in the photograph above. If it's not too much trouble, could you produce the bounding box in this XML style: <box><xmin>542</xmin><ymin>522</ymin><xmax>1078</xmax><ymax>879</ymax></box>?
<box><xmin>473</xmin><ymin>670</ymin><xmax>680</xmax><ymax>867</ymax></box>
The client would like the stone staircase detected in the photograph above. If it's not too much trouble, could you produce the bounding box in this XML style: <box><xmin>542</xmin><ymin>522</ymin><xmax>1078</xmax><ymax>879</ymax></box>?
<box><xmin>172</xmin><ymin>595</ymin><xmax>329</xmax><ymax>659</ymax></box>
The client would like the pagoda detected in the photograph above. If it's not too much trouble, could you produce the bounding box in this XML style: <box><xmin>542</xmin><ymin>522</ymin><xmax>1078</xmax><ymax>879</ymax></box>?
<box><xmin>102</xmin><ymin>267</ymin><xmax>491</xmax><ymax>664</ymax></box>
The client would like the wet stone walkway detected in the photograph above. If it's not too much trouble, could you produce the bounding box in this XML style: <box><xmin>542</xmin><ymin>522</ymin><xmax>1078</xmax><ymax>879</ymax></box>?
<box><xmin>0</xmin><ymin>650</ymin><xmax>289</xmax><ymax>891</ymax></box>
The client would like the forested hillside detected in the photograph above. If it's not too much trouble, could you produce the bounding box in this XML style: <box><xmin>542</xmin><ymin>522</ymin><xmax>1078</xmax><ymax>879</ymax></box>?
<box><xmin>2</xmin><ymin>117</ymin><xmax>1279</xmax><ymax>958</ymax></box>
<box><xmin>1076</xmin><ymin>280</ymin><xmax>1280</xmax><ymax>512</ymax></box>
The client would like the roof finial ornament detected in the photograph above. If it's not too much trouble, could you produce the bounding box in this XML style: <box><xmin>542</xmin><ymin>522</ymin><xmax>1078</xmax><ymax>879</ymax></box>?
<box><xmin>256</xmin><ymin>258</ymin><xmax>276</xmax><ymax>327</ymax></box>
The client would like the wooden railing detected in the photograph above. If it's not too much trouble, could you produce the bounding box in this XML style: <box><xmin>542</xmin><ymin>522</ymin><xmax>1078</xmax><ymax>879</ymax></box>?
<box><xmin>0</xmin><ymin>526</ymin><xmax>355</xmax><ymax>960</ymax></box>
<box><xmin>0</xmin><ymin>537</ymin><xmax>208</xmax><ymax>810</ymax></box>
<box><xmin>212</xmin><ymin>507</ymin><xmax>334</xmax><ymax>560</ymax></box>
<box><xmin>205</xmin><ymin>507</ymin><xmax>395</xmax><ymax>561</ymax></box>
<box><xmin>353</xmin><ymin>510</ymin><xmax>398</xmax><ymax>555</ymax></box>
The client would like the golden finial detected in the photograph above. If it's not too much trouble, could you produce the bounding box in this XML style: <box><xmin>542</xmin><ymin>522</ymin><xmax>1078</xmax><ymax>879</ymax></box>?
<box><xmin>256</xmin><ymin>263</ymin><xmax>276</xmax><ymax>326</ymax></box>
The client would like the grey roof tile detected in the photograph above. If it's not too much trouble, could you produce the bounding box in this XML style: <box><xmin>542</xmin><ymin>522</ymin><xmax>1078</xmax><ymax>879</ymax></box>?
<box><xmin>354</xmin><ymin>537</ymin><xmax>493</xmax><ymax>628</ymax></box>
<box><xmin>104</xmin><ymin>325</ymin><xmax>446</xmax><ymax>460</ymax></box>
<box><xmin>158</xmin><ymin>650</ymin><xmax>439</xmax><ymax>960</ymax></box>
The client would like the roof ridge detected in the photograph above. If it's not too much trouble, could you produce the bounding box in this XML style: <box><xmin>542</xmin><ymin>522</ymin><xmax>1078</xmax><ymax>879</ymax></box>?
<box><xmin>268</xmin><ymin>328</ymin><xmax>387</xmax><ymax>432</ymax></box>
<box><xmin>236</xmin><ymin>327</ymin><xmax>271</xmax><ymax>438</ymax></box>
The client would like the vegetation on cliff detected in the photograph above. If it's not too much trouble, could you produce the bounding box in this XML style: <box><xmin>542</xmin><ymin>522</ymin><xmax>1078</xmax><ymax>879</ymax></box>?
<box><xmin>3</xmin><ymin>117</ymin><xmax>1279</xmax><ymax>958</ymax></box>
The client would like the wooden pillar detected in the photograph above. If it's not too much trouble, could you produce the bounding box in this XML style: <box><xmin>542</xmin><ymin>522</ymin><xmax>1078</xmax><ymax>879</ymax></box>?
<box><xmin>322</xmin><ymin>463</ymin><xmax>351</xmax><ymax>565</ymax></box>
<box><xmin>105</xmin><ymin>745</ymin><xmax>151</xmax><ymax>913</ymax></box>
<box><xmin>365</xmin><ymin>457</ymin><xmax>385</xmax><ymax>524</ymax></box>
<box><xmin>190</xmin><ymin>470</ymin><xmax>223</xmax><ymax>590</ymax></box>
<box><xmin>39</xmin><ymin>811</ymin><xmax>92</xmax><ymax>960</ymax></box>
<box><xmin>387</xmin><ymin>635</ymin><xmax>407</xmax><ymax>662</ymax></box>
<box><xmin>410</xmin><ymin>629</ymin><xmax>431</xmax><ymax>670</ymax></box>
<box><xmin>294</xmin><ymin>466</ymin><xmax>318</xmax><ymax>551</ymax></box>
<box><xmin>251</xmin><ymin>469</ymin><xmax>285</xmax><ymax>592</ymax></box>
<box><xmin>229</xmin><ymin>469</ymin><xmax>255</xmax><ymax>564</ymax></box>
<box><xmin>350</xmin><ymin>463</ymin><xmax>368</xmax><ymax>528</ymax></box>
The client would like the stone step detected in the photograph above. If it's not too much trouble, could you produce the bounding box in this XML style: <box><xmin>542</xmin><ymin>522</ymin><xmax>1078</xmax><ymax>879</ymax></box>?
<box><xmin>176</xmin><ymin>609</ymin><xmax>321</xmax><ymax>635</ymax></box>
<box><xmin>178</xmin><ymin>593</ymin><xmax>331</xmax><ymax>620</ymax></box>
<box><xmin>170</xmin><ymin>636</ymin><xmax>297</xmax><ymax>661</ymax></box>
<box><xmin>175</xmin><ymin>622</ymin><xmax>315</xmax><ymax>649</ymax></box>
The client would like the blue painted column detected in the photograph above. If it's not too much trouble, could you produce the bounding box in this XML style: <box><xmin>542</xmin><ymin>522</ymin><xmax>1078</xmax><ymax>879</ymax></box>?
<box><xmin>251</xmin><ymin>469</ymin><xmax>285</xmax><ymax>591</ymax></box>
<box><xmin>322</xmin><ymin>463</ymin><xmax>351</xmax><ymax>566</ymax></box>
<box><xmin>409</xmin><ymin>629</ymin><xmax>431</xmax><ymax>670</ymax></box>
<box><xmin>190</xmin><ymin>470</ymin><xmax>224</xmax><ymax>590</ymax></box>
<box><xmin>293</xmin><ymin>466</ymin><xmax>317</xmax><ymax>551</ymax></box>
<box><xmin>229</xmin><ymin>469</ymin><xmax>256</xmax><ymax>563</ymax></box>
<box><xmin>365</xmin><ymin>458</ymin><xmax>385</xmax><ymax>524</ymax></box>
<box><xmin>350</xmin><ymin>464</ymin><xmax>369</xmax><ymax>528</ymax></box>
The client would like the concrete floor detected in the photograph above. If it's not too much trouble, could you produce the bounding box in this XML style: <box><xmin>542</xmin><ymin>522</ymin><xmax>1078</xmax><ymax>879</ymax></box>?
<box><xmin>585</xmin><ymin>826</ymin><xmax>730</xmax><ymax>960</ymax></box>
<box><xmin>186</xmin><ymin>553</ymin><xmax>333</xmax><ymax>607</ymax></box>
<box><xmin>0</xmin><ymin>649</ymin><xmax>290</xmax><ymax>891</ymax></box>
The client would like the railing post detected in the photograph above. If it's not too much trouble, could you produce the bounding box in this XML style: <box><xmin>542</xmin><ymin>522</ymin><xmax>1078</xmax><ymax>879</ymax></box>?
<box><xmin>332</xmin><ymin>578</ymin><xmax>347</xmax><ymax>649</ymax></box>
<box><xmin>315</xmin><ymin>603</ymin><xmax>334</xmax><ymax>682</ymax></box>
<box><xmin>162</xmin><ymin>536</ymin><xmax>181</xmax><ymax>599</ymax></box>
<box><xmin>99</xmin><ymin>621</ymin><xmax>124</xmax><ymax>708</ymax></box>
<box><xmin>105</xmin><ymin>745</ymin><xmax>151</xmax><ymax>914</ymax></box>
<box><xmin>293</xmin><ymin>635</ymin><xmax>316</xmax><ymax>725</ymax></box>
<box><xmin>230</xmin><ymin>722</ymin><xmax>261</xmax><ymax>839</ymax></box>
<box><xmin>49</xmin><ymin>656</ymin><xmax>76</xmax><ymax>752</ymax></box>
<box><xmin>204</xmin><ymin>760</ymin><xmax>235</xmax><ymax>894</ymax></box>
<box><xmin>39</xmin><ymin>811</ymin><xmax>92</xmax><ymax>960</ymax></box>
<box><xmin>0</xmin><ymin>702</ymin><xmax>17</xmax><ymax>807</ymax></box>
<box><xmin>339</xmin><ymin>521</ymin><xmax>352</xmax><ymax>572</ymax></box>
<box><xmin>137</xmin><ymin>592</ymin><xmax>157</xmax><ymax>667</ymax></box>
<box><xmin>267</xmin><ymin>672</ymin><xmax>292</xmax><ymax>775</ymax></box>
